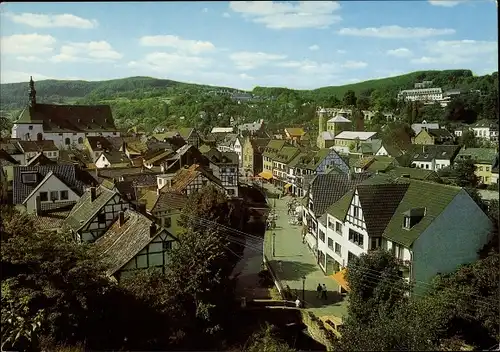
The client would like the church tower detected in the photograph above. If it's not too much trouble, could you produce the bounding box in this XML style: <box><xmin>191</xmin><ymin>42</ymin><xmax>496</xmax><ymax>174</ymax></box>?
<box><xmin>317</xmin><ymin>107</ymin><xmax>327</xmax><ymax>149</ymax></box>
<box><xmin>29</xmin><ymin>76</ymin><xmax>36</xmax><ymax>108</ymax></box>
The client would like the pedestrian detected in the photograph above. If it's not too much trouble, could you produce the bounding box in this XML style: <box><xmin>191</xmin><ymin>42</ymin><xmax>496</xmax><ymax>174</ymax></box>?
<box><xmin>321</xmin><ymin>284</ymin><xmax>328</xmax><ymax>300</ymax></box>
<box><xmin>316</xmin><ymin>283</ymin><xmax>322</xmax><ymax>298</ymax></box>
<box><xmin>295</xmin><ymin>297</ymin><xmax>301</xmax><ymax>308</ymax></box>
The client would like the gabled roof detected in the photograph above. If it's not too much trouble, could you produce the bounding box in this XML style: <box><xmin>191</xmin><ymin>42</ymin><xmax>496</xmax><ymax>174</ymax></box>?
<box><xmin>274</xmin><ymin>146</ymin><xmax>300</xmax><ymax>163</ymax></box>
<box><xmin>356</xmin><ymin>183</ymin><xmax>410</xmax><ymax>237</ymax></box>
<box><xmin>262</xmin><ymin>139</ymin><xmax>286</xmax><ymax>158</ymax></box>
<box><xmin>26</xmin><ymin>152</ymin><xmax>56</xmax><ymax>166</ymax></box>
<box><xmin>456</xmin><ymin>147</ymin><xmax>497</xmax><ymax>165</ymax></box>
<box><xmin>383</xmin><ymin>180</ymin><xmax>462</xmax><ymax>247</ymax></box>
<box><xmin>327</xmin><ymin>115</ymin><xmax>351</xmax><ymax>123</ymax></box>
<box><xmin>410</xmin><ymin>144</ymin><xmax>461</xmax><ymax>162</ymax></box>
<box><xmin>144</xmin><ymin>150</ymin><xmax>174</xmax><ymax>165</ymax></box>
<box><xmin>208</xmin><ymin>150</ymin><xmax>239</xmax><ymax>165</ymax></box>
<box><xmin>321</xmin><ymin>131</ymin><xmax>335</xmax><ymax>141</ymax></box>
<box><xmin>309</xmin><ymin>173</ymin><xmax>372</xmax><ymax>216</ymax></box>
<box><xmin>178</xmin><ymin>128</ymin><xmax>195</xmax><ymax>141</ymax></box>
<box><xmin>385</xmin><ymin>166</ymin><xmax>440</xmax><ymax>181</ymax></box>
<box><xmin>249</xmin><ymin>137</ymin><xmax>271</xmax><ymax>151</ymax></box>
<box><xmin>0</xmin><ymin>149</ymin><xmax>19</xmax><ymax>167</ymax></box>
<box><xmin>140</xmin><ymin>190</ymin><xmax>188</xmax><ymax>213</ymax></box>
<box><xmin>306</xmin><ymin>148</ymin><xmax>339</xmax><ymax>170</ymax></box>
<box><xmin>472</xmin><ymin>119</ymin><xmax>498</xmax><ymax>129</ymax></box>
<box><xmin>0</xmin><ymin>141</ymin><xmax>23</xmax><ymax>155</ymax></box>
<box><xmin>65</xmin><ymin>185</ymin><xmax>120</xmax><ymax>232</ymax></box>
<box><xmin>13</xmin><ymin>164</ymin><xmax>96</xmax><ymax>205</ymax></box>
<box><xmin>98</xmin><ymin>166</ymin><xmax>155</xmax><ymax>180</ymax></box>
<box><xmin>17</xmin><ymin>140</ymin><xmax>58</xmax><ymax>153</ymax></box>
<box><xmin>85</xmin><ymin>136</ymin><xmax>114</xmax><ymax>152</ymax></box>
<box><xmin>411</xmin><ymin>123</ymin><xmax>440</xmax><ymax>135</ymax></box>
<box><xmin>427</xmin><ymin>128</ymin><xmax>453</xmax><ymax>139</ymax></box>
<box><xmin>170</xmin><ymin>164</ymin><xmax>223</xmax><ymax>193</ymax></box>
<box><xmin>16</xmin><ymin>103</ymin><xmax>117</xmax><ymax>132</ymax></box>
<box><xmin>100</xmin><ymin>151</ymin><xmax>130</xmax><ymax>165</ymax></box>
<box><xmin>94</xmin><ymin>209</ymin><xmax>176</xmax><ymax>276</ymax></box>
<box><xmin>285</xmin><ymin>128</ymin><xmax>306</xmax><ymax>137</ymax></box>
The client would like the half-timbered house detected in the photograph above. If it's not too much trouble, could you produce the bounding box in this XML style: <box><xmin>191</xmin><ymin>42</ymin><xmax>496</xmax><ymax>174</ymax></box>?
<box><xmin>204</xmin><ymin>148</ymin><xmax>239</xmax><ymax>197</ymax></box>
<box><xmin>94</xmin><ymin>209</ymin><xmax>178</xmax><ymax>281</ymax></box>
<box><xmin>167</xmin><ymin>164</ymin><xmax>225</xmax><ymax>196</ymax></box>
<box><xmin>64</xmin><ymin>185</ymin><xmax>131</xmax><ymax>243</ymax></box>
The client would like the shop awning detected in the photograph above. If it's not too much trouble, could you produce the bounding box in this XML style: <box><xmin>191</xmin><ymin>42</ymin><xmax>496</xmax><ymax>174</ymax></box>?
<box><xmin>258</xmin><ymin>171</ymin><xmax>273</xmax><ymax>180</ymax></box>
<box><xmin>284</xmin><ymin>183</ymin><xmax>292</xmax><ymax>189</ymax></box>
<box><xmin>330</xmin><ymin>269</ymin><xmax>350</xmax><ymax>292</ymax></box>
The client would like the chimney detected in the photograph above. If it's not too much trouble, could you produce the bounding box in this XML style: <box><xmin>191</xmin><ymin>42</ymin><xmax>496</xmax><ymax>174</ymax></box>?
<box><xmin>118</xmin><ymin>211</ymin><xmax>125</xmax><ymax>227</ymax></box>
<box><xmin>149</xmin><ymin>222</ymin><xmax>157</xmax><ymax>238</ymax></box>
<box><xmin>35</xmin><ymin>195</ymin><xmax>41</xmax><ymax>216</ymax></box>
<box><xmin>90</xmin><ymin>187</ymin><xmax>96</xmax><ymax>202</ymax></box>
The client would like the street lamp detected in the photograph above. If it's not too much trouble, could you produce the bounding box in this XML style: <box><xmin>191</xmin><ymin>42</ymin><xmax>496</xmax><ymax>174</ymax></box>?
<box><xmin>302</xmin><ymin>276</ymin><xmax>306</xmax><ymax>305</ymax></box>
<box><xmin>272</xmin><ymin>232</ymin><xmax>276</xmax><ymax>257</ymax></box>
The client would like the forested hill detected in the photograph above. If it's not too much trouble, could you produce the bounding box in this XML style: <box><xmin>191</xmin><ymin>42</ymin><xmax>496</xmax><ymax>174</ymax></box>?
<box><xmin>0</xmin><ymin>69</ymin><xmax>497</xmax><ymax>133</ymax></box>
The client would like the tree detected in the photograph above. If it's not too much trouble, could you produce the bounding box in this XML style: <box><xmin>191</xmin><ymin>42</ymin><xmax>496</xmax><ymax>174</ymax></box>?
<box><xmin>459</xmin><ymin>129</ymin><xmax>478</xmax><ymax>148</ymax></box>
<box><xmin>450</xmin><ymin>159</ymin><xmax>479</xmax><ymax>188</ymax></box>
<box><xmin>343</xmin><ymin>90</ymin><xmax>357</xmax><ymax>107</ymax></box>
<box><xmin>243</xmin><ymin>323</ymin><xmax>296</xmax><ymax>352</ymax></box>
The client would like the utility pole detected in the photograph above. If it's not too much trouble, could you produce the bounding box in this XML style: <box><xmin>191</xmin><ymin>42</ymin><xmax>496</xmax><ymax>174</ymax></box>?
<box><xmin>272</xmin><ymin>232</ymin><xmax>276</xmax><ymax>257</ymax></box>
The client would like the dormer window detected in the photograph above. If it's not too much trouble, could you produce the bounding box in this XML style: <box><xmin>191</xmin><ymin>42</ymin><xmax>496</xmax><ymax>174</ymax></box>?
<box><xmin>403</xmin><ymin>207</ymin><xmax>426</xmax><ymax>229</ymax></box>
<box><xmin>21</xmin><ymin>172</ymin><xmax>37</xmax><ymax>184</ymax></box>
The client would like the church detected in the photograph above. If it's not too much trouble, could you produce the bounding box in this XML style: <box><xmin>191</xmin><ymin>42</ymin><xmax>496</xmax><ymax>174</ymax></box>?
<box><xmin>11</xmin><ymin>77</ymin><xmax>120</xmax><ymax>149</ymax></box>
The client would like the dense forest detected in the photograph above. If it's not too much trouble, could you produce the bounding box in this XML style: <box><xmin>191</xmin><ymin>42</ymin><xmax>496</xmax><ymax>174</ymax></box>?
<box><xmin>0</xmin><ymin>70</ymin><xmax>497</xmax><ymax>133</ymax></box>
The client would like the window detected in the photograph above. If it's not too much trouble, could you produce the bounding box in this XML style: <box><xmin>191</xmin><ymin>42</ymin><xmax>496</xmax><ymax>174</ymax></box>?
<box><xmin>60</xmin><ymin>190</ymin><xmax>69</xmax><ymax>200</ymax></box>
<box><xmin>347</xmin><ymin>251</ymin><xmax>357</xmax><ymax>263</ymax></box>
<box><xmin>21</xmin><ymin>172</ymin><xmax>37</xmax><ymax>184</ymax></box>
<box><xmin>328</xmin><ymin>217</ymin><xmax>335</xmax><ymax>228</ymax></box>
<box><xmin>39</xmin><ymin>192</ymin><xmax>48</xmax><ymax>202</ymax></box>
<box><xmin>478</xmin><ymin>166</ymin><xmax>484</xmax><ymax>171</ymax></box>
<box><xmin>65</xmin><ymin>138</ymin><xmax>71</xmax><ymax>145</ymax></box>
<box><xmin>371</xmin><ymin>237</ymin><xmax>381</xmax><ymax>250</ymax></box>
<box><xmin>328</xmin><ymin>238</ymin><xmax>334</xmax><ymax>249</ymax></box>
<box><xmin>353</xmin><ymin>206</ymin><xmax>359</xmax><ymax>218</ymax></box>
<box><xmin>78</xmin><ymin>137</ymin><xmax>83</xmax><ymax>144</ymax></box>
<box><xmin>348</xmin><ymin>229</ymin><xmax>364</xmax><ymax>247</ymax></box>
<box><xmin>163</xmin><ymin>241</ymin><xmax>173</xmax><ymax>251</ymax></box>
<box><xmin>163</xmin><ymin>217</ymin><xmax>172</xmax><ymax>228</ymax></box>
<box><xmin>335</xmin><ymin>221</ymin><xmax>342</xmax><ymax>234</ymax></box>
<box><xmin>50</xmin><ymin>191</ymin><xmax>59</xmax><ymax>201</ymax></box>
<box><xmin>202</xmin><ymin>180</ymin><xmax>208</xmax><ymax>186</ymax></box>
<box><xmin>97</xmin><ymin>213</ymin><xmax>106</xmax><ymax>223</ymax></box>
<box><xmin>486</xmin><ymin>167</ymin><xmax>490</xmax><ymax>172</ymax></box>
<box><xmin>404</xmin><ymin>216</ymin><xmax>411</xmax><ymax>229</ymax></box>
<box><xmin>319</xmin><ymin>230</ymin><xmax>325</xmax><ymax>242</ymax></box>
<box><xmin>227</xmin><ymin>189</ymin><xmax>235</xmax><ymax>195</ymax></box>
<box><xmin>228</xmin><ymin>176</ymin><xmax>234</xmax><ymax>184</ymax></box>
<box><xmin>335</xmin><ymin>243</ymin><xmax>341</xmax><ymax>254</ymax></box>
<box><xmin>230</xmin><ymin>168</ymin><xmax>236</xmax><ymax>173</ymax></box>
<box><xmin>29</xmin><ymin>125</ymin><xmax>33</xmax><ymax>130</ymax></box>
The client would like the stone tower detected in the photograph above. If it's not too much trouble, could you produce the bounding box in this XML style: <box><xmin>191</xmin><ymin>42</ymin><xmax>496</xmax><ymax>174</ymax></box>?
<box><xmin>317</xmin><ymin>107</ymin><xmax>327</xmax><ymax>149</ymax></box>
<box><xmin>29</xmin><ymin>76</ymin><xmax>36</xmax><ymax>108</ymax></box>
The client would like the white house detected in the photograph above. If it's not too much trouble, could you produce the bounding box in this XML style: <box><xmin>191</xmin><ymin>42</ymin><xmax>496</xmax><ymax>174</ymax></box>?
<box><xmin>13</xmin><ymin>164</ymin><xmax>96</xmax><ymax>214</ymax></box>
<box><xmin>410</xmin><ymin>144</ymin><xmax>461</xmax><ymax>171</ymax></box>
<box><xmin>471</xmin><ymin>120</ymin><xmax>499</xmax><ymax>141</ymax></box>
<box><xmin>166</xmin><ymin>164</ymin><xmax>226</xmax><ymax>196</ymax></box>
<box><xmin>16</xmin><ymin>140</ymin><xmax>59</xmax><ymax>164</ymax></box>
<box><xmin>319</xmin><ymin>176</ymin><xmax>492</xmax><ymax>295</ymax></box>
<box><xmin>332</xmin><ymin>131</ymin><xmax>378</xmax><ymax>155</ymax></box>
<box><xmin>397</xmin><ymin>88</ymin><xmax>443</xmax><ymax>103</ymax></box>
<box><xmin>11</xmin><ymin>77</ymin><xmax>120</xmax><ymax>149</ymax></box>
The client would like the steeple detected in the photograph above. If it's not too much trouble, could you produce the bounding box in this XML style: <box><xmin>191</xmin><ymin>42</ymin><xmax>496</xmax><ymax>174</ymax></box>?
<box><xmin>318</xmin><ymin>107</ymin><xmax>326</xmax><ymax>134</ymax></box>
<box><xmin>29</xmin><ymin>76</ymin><xmax>36</xmax><ymax>107</ymax></box>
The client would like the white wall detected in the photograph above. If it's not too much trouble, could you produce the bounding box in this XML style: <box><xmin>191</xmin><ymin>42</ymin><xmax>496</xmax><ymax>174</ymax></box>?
<box><xmin>411</xmin><ymin>189</ymin><xmax>492</xmax><ymax>295</ymax></box>
<box><xmin>412</xmin><ymin>161</ymin><xmax>433</xmax><ymax>170</ymax></box>
<box><xmin>11</xmin><ymin>123</ymin><xmax>44</xmax><ymax>140</ymax></box>
<box><xmin>24</xmin><ymin>174</ymin><xmax>80</xmax><ymax>213</ymax></box>
<box><xmin>434</xmin><ymin>158</ymin><xmax>451</xmax><ymax>170</ymax></box>
<box><xmin>95</xmin><ymin>154</ymin><xmax>111</xmax><ymax>168</ymax></box>
<box><xmin>375</xmin><ymin>146</ymin><xmax>389</xmax><ymax>156</ymax></box>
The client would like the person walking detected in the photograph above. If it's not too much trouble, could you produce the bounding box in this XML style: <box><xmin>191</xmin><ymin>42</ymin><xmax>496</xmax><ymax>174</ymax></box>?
<box><xmin>321</xmin><ymin>284</ymin><xmax>328</xmax><ymax>300</ymax></box>
<box><xmin>316</xmin><ymin>283</ymin><xmax>322</xmax><ymax>298</ymax></box>
<box><xmin>295</xmin><ymin>297</ymin><xmax>301</xmax><ymax>308</ymax></box>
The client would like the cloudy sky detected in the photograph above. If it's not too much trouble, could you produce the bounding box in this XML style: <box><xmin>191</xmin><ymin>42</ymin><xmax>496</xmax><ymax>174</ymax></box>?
<box><xmin>0</xmin><ymin>1</ymin><xmax>497</xmax><ymax>90</ymax></box>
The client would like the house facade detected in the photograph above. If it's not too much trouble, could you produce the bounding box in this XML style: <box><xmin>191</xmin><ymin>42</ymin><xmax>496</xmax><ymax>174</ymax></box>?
<box><xmin>410</xmin><ymin>144</ymin><xmax>461</xmax><ymax>171</ymax></box>
<box><xmin>64</xmin><ymin>186</ymin><xmax>131</xmax><ymax>243</ymax></box>
<box><xmin>242</xmin><ymin>137</ymin><xmax>269</xmax><ymax>177</ymax></box>
<box><xmin>456</xmin><ymin>147</ymin><xmax>497</xmax><ymax>185</ymax></box>
<box><xmin>11</xmin><ymin>77</ymin><xmax>120</xmax><ymax>148</ymax></box>
<box><xmin>206</xmin><ymin>150</ymin><xmax>239</xmax><ymax>197</ymax></box>
<box><xmin>167</xmin><ymin>164</ymin><xmax>226</xmax><ymax>196</ymax></box>
<box><xmin>332</xmin><ymin>131</ymin><xmax>377</xmax><ymax>155</ymax></box>
<box><xmin>16</xmin><ymin>140</ymin><xmax>59</xmax><ymax>163</ymax></box>
<box><xmin>261</xmin><ymin>139</ymin><xmax>286</xmax><ymax>181</ymax></box>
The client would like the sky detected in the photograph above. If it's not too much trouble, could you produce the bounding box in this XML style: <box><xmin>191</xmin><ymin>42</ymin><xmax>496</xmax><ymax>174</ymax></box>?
<box><xmin>0</xmin><ymin>1</ymin><xmax>498</xmax><ymax>90</ymax></box>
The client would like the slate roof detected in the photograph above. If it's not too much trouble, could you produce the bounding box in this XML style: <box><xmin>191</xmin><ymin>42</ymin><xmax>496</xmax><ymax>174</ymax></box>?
<box><xmin>17</xmin><ymin>103</ymin><xmax>118</xmax><ymax>132</ymax></box>
<box><xmin>17</xmin><ymin>140</ymin><xmax>58</xmax><ymax>153</ymax></box>
<box><xmin>30</xmin><ymin>206</ymin><xmax>73</xmax><ymax>232</ymax></box>
<box><xmin>384</xmin><ymin>166</ymin><xmax>440</xmax><ymax>181</ymax></box>
<box><xmin>383</xmin><ymin>179</ymin><xmax>462</xmax><ymax>247</ymax></box>
<box><xmin>98</xmin><ymin>166</ymin><xmax>155</xmax><ymax>180</ymax></box>
<box><xmin>410</xmin><ymin>144</ymin><xmax>461</xmax><ymax>162</ymax></box>
<box><xmin>335</xmin><ymin>131</ymin><xmax>377</xmax><ymax>141</ymax></box>
<box><xmin>306</xmin><ymin>148</ymin><xmax>335</xmax><ymax>170</ymax></box>
<box><xmin>26</xmin><ymin>152</ymin><xmax>56</xmax><ymax>166</ymax></box>
<box><xmin>13</xmin><ymin>164</ymin><xmax>96</xmax><ymax>205</ymax></box>
<box><xmin>380</xmin><ymin>142</ymin><xmax>404</xmax><ymax>158</ymax></box>
<box><xmin>411</xmin><ymin>123</ymin><xmax>440</xmax><ymax>135</ymax></box>
<box><xmin>356</xmin><ymin>183</ymin><xmax>410</xmax><ymax>237</ymax></box>
<box><xmin>94</xmin><ymin>209</ymin><xmax>174</xmax><ymax>276</ymax></box>
<box><xmin>472</xmin><ymin>119</ymin><xmax>498</xmax><ymax>129</ymax></box>
<box><xmin>249</xmin><ymin>138</ymin><xmax>271</xmax><ymax>152</ymax></box>
<box><xmin>207</xmin><ymin>150</ymin><xmax>239</xmax><ymax>165</ymax></box>
<box><xmin>64</xmin><ymin>185</ymin><xmax>120</xmax><ymax>232</ymax></box>
<box><xmin>456</xmin><ymin>147</ymin><xmax>497</xmax><ymax>165</ymax></box>
<box><xmin>427</xmin><ymin>128</ymin><xmax>454</xmax><ymax>139</ymax></box>
<box><xmin>144</xmin><ymin>150</ymin><xmax>174</xmax><ymax>165</ymax></box>
<box><xmin>140</xmin><ymin>190</ymin><xmax>188</xmax><ymax>213</ymax></box>
<box><xmin>308</xmin><ymin>173</ymin><xmax>372</xmax><ymax>216</ymax></box>
<box><xmin>0</xmin><ymin>141</ymin><xmax>23</xmax><ymax>156</ymax></box>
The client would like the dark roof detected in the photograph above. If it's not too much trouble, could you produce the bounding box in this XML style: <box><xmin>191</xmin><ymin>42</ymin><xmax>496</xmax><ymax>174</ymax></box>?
<box><xmin>0</xmin><ymin>149</ymin><xmax>19</xmax><ymax>167</ymax></box>
<box><xmin>206</xmin><ymin>149</ymin><xmax>239</xmax><ymax>165</ymax></box>
<box><xmin>26</xmin><ymin>152</ymin><xmax>56</xmax><ymax>166</ymax></box>
<box><xmin>140</xmin><ymin>190</ymin><xmax>188</xmax><ymax>213</ymax></box>
<box><xmin>456</xmin><ymin>148</ymin><xmax>497</xmax><ymax>164</ymax></box>
<box><xmin>101</xmin><ymin>150</ymin><xmax>130</xmax><ymax>165</ymax></box>
<box><xmin>170</xmin><ymin>164</ymin><xmax>223</xmax><ymax>193</ymax></box>
<box><xmin>492</xmin><ymin>153</ymin><xmax>499</xmax><ymax>173</ymax></box>
<box><xmin>309</xmin><ymin>173</ymin><xmax>372</xmax><ymax>216</ymax></box>
<box><xmin>64</xmin><ymin>185</ymin><xmax>120</xmax><ymax>231</ymax></box>
<box><xmin>385</xmin><ymin>166</ymin><xmax>440</xmax><ymax>181</ymax></box>
<box><xmin>17</xmin><ymin>140</ymin><xmax>58</xmax><ymax>152</ymax></box>
<box><xmin>410</xmin><ymin>144</ymin><xmax>461</xmax><ymax>162</ymax></box>
<box><xmin>94</xmin><ymin>209</ymin><xmax>175</xmax><ymax>276</ymax></box>
<box><xmin>427</xmin><ymin>128</ymin><xmax>453</xmax><ymax>139</ymax></box>
<box><xmin>356</xmin><ymin>183</ymin><xmax>410</xmax><ymax>237</ymax></box>
<box><xmin>17</xmin><ymin>103</ymin><xmax>117</xmax><ymax>132</ymax></box>
<box><xmin>13</xmin><ymin>164</ymin><xmax>96</xmax><ymax>205</ymax></box>
<box><xmin>0</xmin><ymin>141</ymin><xmax>23</xmax><ymax>155</ymax></box>
<box><xmin>30</xmin><ymin>206</ymin><xmax>73</xmax><ymax>231</ymax></box>
<box><xmin>86</xmin><ymin>136</ymin><xmax>115</xmax><ymax>151</ymax></box>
